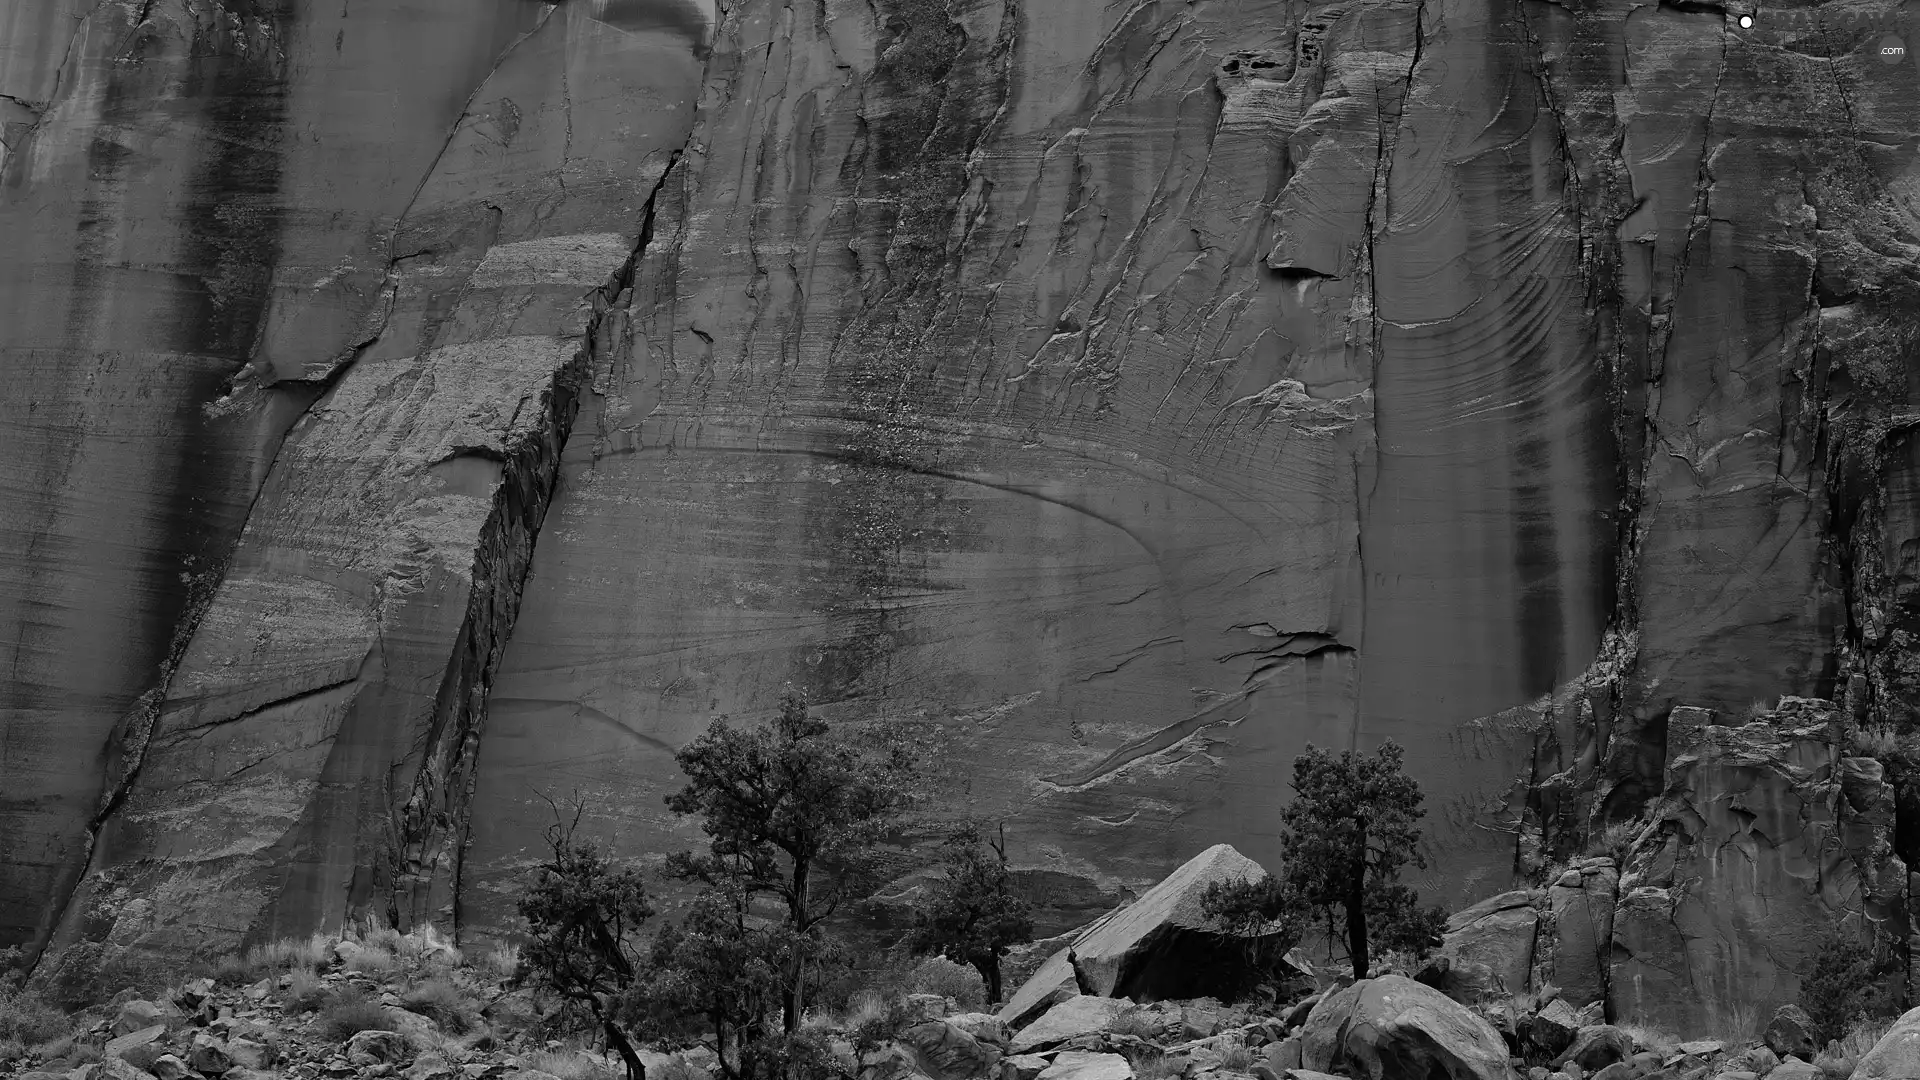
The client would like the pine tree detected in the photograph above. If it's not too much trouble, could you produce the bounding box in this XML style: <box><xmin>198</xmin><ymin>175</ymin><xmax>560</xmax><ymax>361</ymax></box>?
<box><xmin>1204</xmin><ymin>740</ymin><xmax>1445</xmax><ymax>979</ymax></box>
<box><xmin>903</xmin><ymin>822</ymin><xmax>1034</xmax><ymax>1004</ymax></box>
<box><xmin>515</xmin><ymin>802</ymin><xmax>653</xmax><ymax>1080</ymax></box>
<box><xmin>663</xmin><ymin>693</ymin><xmax>920</xmax><ymax>1032</ymax></box>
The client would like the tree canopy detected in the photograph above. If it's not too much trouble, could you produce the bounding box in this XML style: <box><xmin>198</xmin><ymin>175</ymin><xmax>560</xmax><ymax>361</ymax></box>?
<box><xmin>1204</xmin><ymin>740</ymin><xmax>1445</xmax><ymax>979</ymax></box>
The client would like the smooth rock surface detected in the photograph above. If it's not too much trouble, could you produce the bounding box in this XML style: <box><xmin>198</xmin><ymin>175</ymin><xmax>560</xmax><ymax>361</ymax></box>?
<box><xmin>1033</xmin><ymin>1053</ymin><xmax>1131</xmax><ymax>1080</ymax></box>
<box><xmin>1301</xmin><ymin>975</ymin><xmax>1513</xmax><ymax>1080</ymax></box>
<box><xmin>1</xmin><ymin>0</ymin><xmax>1917</xmax><ymax>1038</ymax></box>
<box><xmin>1011</xmin><ymin>998</ymin><xmax>1136</xmax><ymax>1055</ymax></box>
<box><xmin>1069</xmin><ymin>844</ymin><xmax>1279</xmax><ymax>1000</ymax></box>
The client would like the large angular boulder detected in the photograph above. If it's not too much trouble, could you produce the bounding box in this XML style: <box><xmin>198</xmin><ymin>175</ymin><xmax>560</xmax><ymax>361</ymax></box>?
<box><xmin>1010</xmin><ymin>997</ymin><xmax>1135</xmax><ymax>1054</ymax></box>
<box><xmin>1440</xmin><ymin>890</ymin><xmax>1543</xmax><ymax>997</ymax></box>
<box><xmin>1300</xmin><ymin>975</ymin><xmax>1515</xmax><ymax>1080</ymax></box>
<box><xmin>1551</xmin><ymin>1026</ymin><xmax>1631</xmax><ymax>1072</ymax></box>
<box><xmin>1762</xmin><ymin>1004</ymin><xmax>1815</xmax><ymax>1060</ymax></box>
<box><xmin>1853</xmin><ymin>1006</ymin><xmax>1920</xmax><ymax>1079</ymax></box>
<box><xmin>1001</xmin><ymin>947</ymin><xmax>1086</xmax><ymax>1028</ymax></box>
<box><xmin>1068</xmin><ymin>844</ymin><xmax>1282</xmax><ymax>1002</ymax></box>
<box><xmin>903</xmin><ymin>1019</ymin><xmax>1002</xmax><ymax>1080</ymax></box>
<box><xmin>1033</xmin><ymin>1053</ymin><xmax>1131</xmax><ymax>1080</ymax></box>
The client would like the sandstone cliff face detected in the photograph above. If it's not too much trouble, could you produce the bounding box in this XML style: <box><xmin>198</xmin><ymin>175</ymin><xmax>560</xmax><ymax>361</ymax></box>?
<box><xmin>4</xmin><ymin>0</ymin><xmax>1919</xmax><ymax>1032</ymax></box>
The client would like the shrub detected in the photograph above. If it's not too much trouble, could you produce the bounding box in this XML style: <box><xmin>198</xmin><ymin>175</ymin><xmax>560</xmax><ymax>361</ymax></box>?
<box><xmin>521</xmin><ymin>1048</ymin><xmax>618</xmax><ymax>1080</ymax></box>
<box><xmin>402</xmin><ymin>976</ymin><xmax>474</xmax><ymax>1034</ymax></box>
<box><xmin>902</xmin><ymin>956</ymin><xmax>986</xmax><ymax>1011</ymax></box>
<box><xmin>319</xmin><ymin>984</ymin><xmax>397</xmax><ymax>1041</ymax></box>
<box><xmin>345</xmin><ymin>946</ymin><xmax>397</xmax><ymax>976</ymax></box>
<box><xmin>1108</xmin><ymin>1006</ymin><xmax>1167</xmax><ymax>1042</ymax></box>
<box><xmin>285</xmin><ymin>967</ymin><xmax>328</xmax><ymax>1013</ymax></box>
<box><xmin>1803</xmin><ymin>924</ymin><xmax>1900</xmax><ymax>1045</ymax></box>
<box><xmin>1217</xmin><ymin>1045</ymin><xmax>1255</xmax><ymax>1071</ymax></box>
<box><xmin>1136</xmin><ymin>1054</ymin><xmax>1189</xmax><ymax>1080</ymax></box>
<box><xmin>902</xmin><ymin>823</ymin><xmax>1033</xmax><ymax>1005</ymax></box>
<box><xmin>0</xmin><ymin>984</ymin><xmax>70</xmax><ymax>1043</ymax></box>
<box><xmin>0</xmin><ymin>1038</ymin><xmax>25</xmax><ymax>1065</ymax></box>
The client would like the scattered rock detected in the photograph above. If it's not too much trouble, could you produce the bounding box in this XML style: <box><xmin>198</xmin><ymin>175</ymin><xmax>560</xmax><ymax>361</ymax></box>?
<box><xmin>348</xmin><ymin>1031</ymin><xmax>413</xmax><ymax>1068</ymax></box>
<box><xmin>1069</xmin><ymin>845</ymin><xmax>1285</xmax><ymax>1002</ymax></box>
<box><xmin>1525</xmin><ymin>1000</ymin><xmax>1581</xmax><ymax>1058</ymax></box>
<box><xmin>1732</xmin><ymin>1046</ymin><xmax>1776</xmax><ymax>1075</ymax></box>
<box><xmin>1677</xmin><ymin>1040</ymin><xmax>1723</xmax><ymax>1058</ymax></box>
<box><xmin>227</xmin><ymin>1038</ymin><xmax>275</xmax><ymax>1070</ymax></box>
<box><xmin>1765</xmin><ymin>1059</ymin><xmax>1819</xmax><ymax>1080</ymax></box>
<box><xmin>1034</xmin><ymin>1052</ymin><xmax>1133</xmax><ymax>1080</ymax></box>
<box><xmin>1264</xmin><ymin>1037</ymin><xmax>1302</xmax><ymax>1072</ymax></box>
<box><xmin>148</xmin><ymin>1057</ymin><xmax>190</xmax><ymax>1080</ymax></box>
<box><xmin>1552</xmin><ymin>1026</ymin><xmax>1631</xmax><ymax>1072</ymax></box>
<box><xmin>1586</xmin><ymin>1064</ymin><xmax>1631</xmax><ymax>1080</ymax></box>
<box><xmin>904</xmin><ymin>1019</ymin><xmax>1002</xmax><ymax>1080</ymax></box>
<box><xmin>1762</xmin><ymin>1005</ymin><xmax>1815</xmax><ymax>1061</ymax></box>
<box><xmin>1001</xmin><ymin>1055</ymin><xmax>1052</xmax><ymax>1080</ymax></box>
<box><xmin>113</xmin><ymin>1002</ymin><xmax>167</xmax><ymax>1038</ymax></box>
<box><xmin>105</xmin><ymin>1023</ymin><xmax>169</xmax><ymax>1061</ymax></box>
<box><xmin>948</xmin><ymin>1014</ymin><xmax>1012</xmax><ymax>1048</ymax></box>
<box><xmin>187</xmin><ymin>1034</ymin><xmax>235</xmax><ymax>1077</ymax></box>
<box><xmin>1300</xmin><ymin>975</ymin><xmax>1513</xmax><ymax>1080</ymax></box>
<box><xmin>1010</xmin><ymin>997</ymin><xmax>1136</xmax><ymax>1054</ymax></box>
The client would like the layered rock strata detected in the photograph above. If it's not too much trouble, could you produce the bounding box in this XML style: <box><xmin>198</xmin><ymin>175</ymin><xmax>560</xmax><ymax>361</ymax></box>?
<box><xmin>2</xmin><ymin>0</ymin><xmax>1919</xmax><ymax>1033</ymax></box>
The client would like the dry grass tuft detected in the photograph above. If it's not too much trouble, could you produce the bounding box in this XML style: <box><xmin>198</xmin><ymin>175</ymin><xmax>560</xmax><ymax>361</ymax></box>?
<box><xmin>319</xmin><ymin>984</ymin><xmax>397</xmax><ymax>1041</ymax></box>
<box><xmin>0</xmin><ymin>985</ymin><xmax>70</xmax><ymax>1044</ymax></box>
<box><xmin>520</xmin><ymin>1048</ymin><xmax>618</xmax><ymax>1080</ymax></box>
<box><xmin>401</xmin><ymin>975</ymin><xmax>475</xmax><ymax>1034</ymax></box>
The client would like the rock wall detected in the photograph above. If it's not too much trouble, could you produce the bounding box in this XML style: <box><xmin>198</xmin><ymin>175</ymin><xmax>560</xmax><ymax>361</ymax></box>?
<box><xmin>3</xmin><ymin>0</ymin><xmax>1920</xmax><ymax>1026</ymax></box>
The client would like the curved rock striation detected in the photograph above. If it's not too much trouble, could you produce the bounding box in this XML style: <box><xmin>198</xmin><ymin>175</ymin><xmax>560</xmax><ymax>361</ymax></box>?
<box><xmin>1</xmin><ymin>0</ymin><xmax>1918</xmax><ymax>1028</ymax></box>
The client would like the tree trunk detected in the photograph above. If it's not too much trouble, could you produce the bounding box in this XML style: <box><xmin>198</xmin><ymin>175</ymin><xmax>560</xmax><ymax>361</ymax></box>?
<box><xmin>1345</xmin><ymin>876</ymin><xmax>1369</xmax><ymax>981</ymax></box>
<box><xmin>971</xmin><ymin>956</ymin><xmax>1003</xmax><ymax>1005</ymax></box>
<box><xmin>598</xmin><ymin>1006</ymin><xmax>646</xmax><ymax>1080</ymax></box>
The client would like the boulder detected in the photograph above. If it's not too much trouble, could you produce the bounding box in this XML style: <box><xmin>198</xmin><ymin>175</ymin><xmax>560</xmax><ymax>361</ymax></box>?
<box><xmin>1415</xmin><ymin>956</ymin><xmax>1503</xmax><ymax>1005</ymax></box>
<box><xmin>1068</xmin><ymin>845</ymin><xmax>1283</xmax><ymax>1002</ymax></box>
<box><xmin>1586</xmin><ymin>1065</ymin><xmax>1632</xmax><ymax>1080</ymax></box>
<box><xmin>186</xmin><ymin>1035</ymin><xmax>233</xmax><ymax>1077</ymax></box>
<box><xmin>1300</xmin><ymin>975</ymin><xmax>1514</xmax><ymax>1080</ymax></box>
<box><xmin>1001</xmin><ymin>1056</ymin><xmax>1052</xmax><ymax>1080</ymax></box>
<box><xmin>348</xmin><ymin>1031</ymin><xmax>413</xmax><ymax>1068</ymax></box>
<box><xmin>226</xmin><ymin>1039</ymin><xmax>275</xmax><ymax>1070</ymax></box>
<box><xmin>948</xmin><ymin>1014</ymin><xmax>1012</xmax><ymax>1048</ymax></box>
<box><xmin>1264</xmin><ymin>1038</ymin><xmax>1302</xmax><ymax>1072</ymax></box>
<box><xmin>1011</xmin><ymin>997</ymin><xmax>1135</xmax><ymax>1054</ymax></box>
<box><xmin>1441</xmin><ymin>891</ymin><xmax>1544</xmax><ymax>997</ymax></box>
<box><xmin>112</xmin><ymin>1002</ymin><xmax>166</xmax><ymax>1038</ymax></box>
<box><xmin>1765</xmin><ymin>1060</ymin><xmax>1819</xmax><ymax>1080</ymax></box>
<box><xmin>146</xmin><ymin>1058</ymin><xmax>188</xmax><ymax>1080</ymax></box>
<box><xmin>1835</xmin><ymin>1006</ymin><xmax>1920</xmax><ymax>1076</ymax></box>
<box><xmin>1732</xmin><ymin>1046</ymin><xmax>1776</xmax><ymax>1075</ymax></box>
<box><xmin>1762</xmin><ymin>1006</ymin><xmax>1815</xmax><ymax>1061</ymax></box>
<box><xmin>1001</xmin><ymin>948</ymin><xmax>1083</xmax><ymax>1029</ymax></box>
<box><xmin>105</xmin><ymin>1025</ymin><xmax>168</xmax><ymax>1061</ymax></box>
<box><xmin>1525</xmin><ymin>1000</ymin><xmax>1581</xmax><ymax>1058</ymax></box>
<box><xmin>1676</xmin><ymin>1041</ymin><xmax>1723</xmax><ymax>1058</ymax></box>
<box><xmin>1552</xmin><ymin>1028</ymin><xmax>1631</xmax><ymax>1073</ymax></box>
<box><xmin>1034</xmin><ymin>1053</ymin><xmax>1132</xmax><ymax>1080</ymax></box>
<box><xmin>904</xmin><ymin>1020</ymin><xmax>1003</xmax><ymax>1080</ymax></box>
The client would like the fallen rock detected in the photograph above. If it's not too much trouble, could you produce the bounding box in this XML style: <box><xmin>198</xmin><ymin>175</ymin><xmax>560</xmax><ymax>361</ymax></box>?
<box><xmin>1552</xmin><ymin>1027</ymin><xmax>1631</xmax><ymax>1072</ymax></box>
<box><xmin>1676</xmin><ymin>1040</ymin><xmax>1723</xmax><ymax>1058</ymax></box>
<box><xmin>949</xmin><ymin>1014</ymin><xmax>1012</xmax><ymax>1048</ymax></box>
<box><xmin>1069</xmin><ymin>845</ymin><xmax>1283</xmax><ymax>1002</ymax></box>
<box><xmin>1300</xmin><ymin>975</ymin><xmax>1513</xmax><ymax>1080</ymax></box>
<box><xmin>1732</xmin><ymin>1046</ymin><xmax>1776</xmax><ymax>1075</ymax></box>
<box><xmin>226</xmin><ymin>1038</ymin><xmax>274</xmax><ymax>1070</ymax></box>
<box><xmin>1001</xmin><ymin>1055</ymin><xmax>1052</xmax><ymax>1080</ymax></box>
<box><xmin>105</xmin><ymin>1024</ymin><xmax>168</xmax><ymax>1061</ymax></box>
<box><xmin>1011</xmin><ymin>997</ymin><xmax>1136</xmax><ymax>1054</ymax></box>
<box><xmin>148</xmin><ymin>1058</ymin><xmax>189</xmax><ymax>1080</ymax></box>
<box><xmin>1586</xmin><ymin>1065</ymin><xmax>1631</xmax><ymax>1080</ymax></box>
<box><xmin>112</xmin><ymin>1002</ymin><xmax>166</xmax><ymax>1038</ymax></box>
<box><xmin>1414</xmin><ymin>956</ymin><xmax>1503</xmax><ymax>1005</ymax></box>
<box><xmin>1001</xmin><ymin>948</ymin><xmax>1084</xmax><ymax>1029</ymax></box>
<box><xmin>904</xmin><ymin>1019</ymin><xmax>1003</xmax><ymax>1080</ymax></box>
<box><xmin>1525</xmin><ymin>1000</ymin><xmax>1581</xmax><ymax>1058</ymax></box>
<box><xmin>348</xmin><ymin>1031</ymin><xmax>413</xmax><ymax>1068</ymax></box>
<box><xmin>1034</xmin><ymin>1052</ymin><xmax>1132</xmax><ymax>1080</ymax></box>
<box><xmin>1762</xmin><ymin>1005</ymin><xmax>1815</xmax><ymax>1061</ymax></box>
<box><xmin>1765</xmin><ymin>1059</ymin><xmax>1819</xmax><ymax>1080</ymax></box>
<box><xmin>1264</xmin><ymin>1037</ymin><xmax>1302</xmax><ymax>1072</ymax></box>
<box><xmin>186</xmin><ymin>1034</ymin><xmax>233</xmax><ymax>1077</ymax></box>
